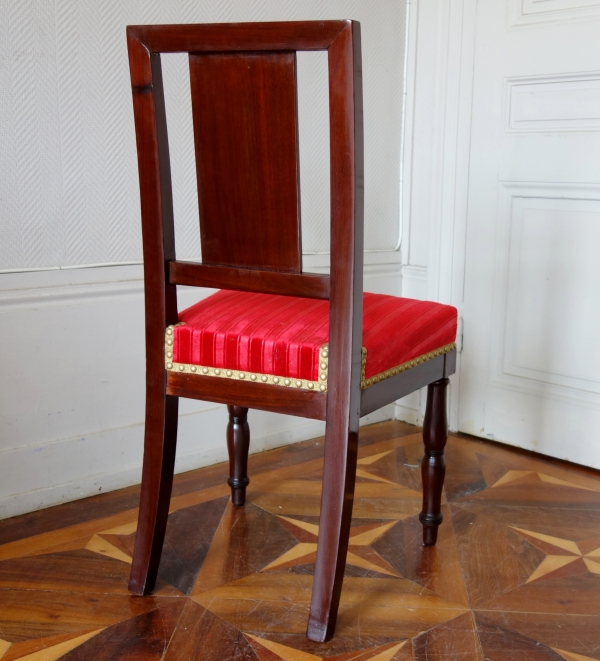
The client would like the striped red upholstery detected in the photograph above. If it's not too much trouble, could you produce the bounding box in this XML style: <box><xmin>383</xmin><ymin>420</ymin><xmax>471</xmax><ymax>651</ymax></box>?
<box><xmin>171</xmin><ymin>290</ymin><xmax>457</xmax><ymax>385</ymax></box>
<box><xmin>361</xmin><ymin>293</ymin><xmax>457</xmax><ymax>379</ymax></box>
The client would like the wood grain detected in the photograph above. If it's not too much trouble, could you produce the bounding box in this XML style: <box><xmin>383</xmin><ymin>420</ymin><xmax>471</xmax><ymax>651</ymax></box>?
<box><xmin>1</xmin><ymin>422</ymin><xmax>600</xmax><ymax>659</ymax></box>
<box><xmin>190</xmin><ymin>51</ymin><xmax>301</xmax><ymax>272</ymax></box>
<box><xmin>166</xmin><ymin>371</ymin><xmax>327</xmax><ymax>420</ymax></box>
<box><xmin>419</xmin><ymin>379</ymin><xmax>449</xmax><ymax>545</ymax></box>
<box><xmin>127</xmin><ymin>21</ymin><xmax>349</xmax><ymax>54</ymax></box>
<box><xmin>307</xmin><ymin>20</ymin><xmax>364</xmax><ymax>643</ymax></box>
<box><xmin>227</xmin><ymin>406</ymin><xmax>251</xmax><ymax>506</ymax></box>
<box><xmin>169</xmin><ymin>262</ymin><xmax>330</xmax><ymax>299</ymax></box>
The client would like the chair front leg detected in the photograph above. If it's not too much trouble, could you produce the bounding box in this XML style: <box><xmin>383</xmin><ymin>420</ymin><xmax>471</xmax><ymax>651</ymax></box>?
<box><xmin>227</xmin><ymin>405</ymin><xmax>250</xmax><ymax>506</ymax></box>
<box><xmin>307</xmin><ymin>419</ymin><xmax>359</xmax><ymax>642</ymax></box>
<box><xmin>419</xmin><ymin>377</ymin><xmax>449</xmax><ymax>546</ymax></box>
<box><xmin>129</xmin><ymin>392</ymin><xmax>179</xmax><ymax>595</ymax></box>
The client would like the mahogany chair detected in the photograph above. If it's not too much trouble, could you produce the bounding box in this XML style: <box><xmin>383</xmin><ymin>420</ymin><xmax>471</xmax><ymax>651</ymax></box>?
<box><xmin>126</xmin><ymin>20</ymin><xmax>457</xmax><ymax>643</ymax></box>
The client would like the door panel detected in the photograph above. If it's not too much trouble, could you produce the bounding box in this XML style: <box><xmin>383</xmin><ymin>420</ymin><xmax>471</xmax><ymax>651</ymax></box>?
<box><xmin>459</xmin><ymin>0</ymin><xmax>600</xmax><ymax>467</ymax></box>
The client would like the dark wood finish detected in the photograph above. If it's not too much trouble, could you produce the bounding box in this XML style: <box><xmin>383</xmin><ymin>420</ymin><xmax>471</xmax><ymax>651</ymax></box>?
<box><xmin>360</xmin><ymin>352</ymin><xmax>457</xmax><ymax>418</ymax></box>
<box><xmin>128</xmin><ymin>394</ymin><xmax>179</xmax><ymax>595</ymax></box>
<box><xmin>167</xmin><ymin>371</ymin><xmax>327</xmax><ymax>421</ymax></box>
<box><xmin>190</xmin><ymin>51</ymin><xmax>302</xmax><ymax>272</ymax></box>
<box><xmin>126</xmin><ymin>19</ymin><xmax>454</xmax><ymax>642</ymax></box>
<box><xmin>127</xmin><ymin>21</ymin><xmax>349</xmax><ymax>53</ymax></box>
<box><xmin>227</xmin><ymin>406</ymin><xmax>250</xmax><ymax>506</ymax></box>
<box><xmin>170</xmin><ymin>261</ymin><xmax>330</xmax><ymax>299</ymax></box>
<box><xmin>419</xmin><ymin>378</ymin><xmax>450</xmax><ymax>546</ymax></box>
<box><xmin>127</xmin><ymin>33</ymin><xmax>180</xmax><ymax>597</ymax></box>
<box><xmin>307</xmin><ymin>21</ymin><xmax>363</xmax><ymax>643</ymax></box>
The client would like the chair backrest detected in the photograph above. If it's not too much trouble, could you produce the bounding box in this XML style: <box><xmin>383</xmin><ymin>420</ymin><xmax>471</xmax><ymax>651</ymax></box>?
<box><xmin>190</xmin><ymin>50</ymin><xmax>301</xmax><ymax>273</ymax></box>
<box><xmin>127</xmin><ymin>21</ymin><xmax>364</xmax><ymax>415</ymax></box>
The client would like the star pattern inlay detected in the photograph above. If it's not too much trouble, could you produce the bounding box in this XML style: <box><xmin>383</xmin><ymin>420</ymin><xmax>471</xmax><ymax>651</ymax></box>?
<box><xmin>246</xmin><ymin>635</ymin><xmax>407</xmax><ymax>661</ymax></box>
<box><xmin>492</xmin><ymin>470</ymin><xmax>600</xmax><ymax>493</ymax></box>
<box><xmin>2</xmin><ymin>423</ymin><xmax>600</xmax><ymax>660</ymax></box>
<box><xmin>261</xmin><ymin>516</ymin><xmax>402</xmax><ymax>577</ymax></box>
<box><xmin>510</xmin><ymin>527</ymin><xmax>600</xmax><ymax>583</ymax></box>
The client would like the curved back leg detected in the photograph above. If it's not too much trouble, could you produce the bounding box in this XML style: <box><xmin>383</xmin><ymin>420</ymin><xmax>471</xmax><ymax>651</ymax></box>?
<box><xmin>129</xmin><ymin>392</ymin><xmax>179</xmax><ymax>595</ymax></box>
<box><xmin>307</xmin><ymin>419</ymin><xmax>359</xmax><ymax>642</ymax></box>
<box><xmin>227</xmin><ymin>405</ymin><xmax>250</xmax><ymax>506</ymax></box>
<box><xmin>419</xmin><ymin>378</ymin><xmax>449</xmax><ymax>546</ymax></box>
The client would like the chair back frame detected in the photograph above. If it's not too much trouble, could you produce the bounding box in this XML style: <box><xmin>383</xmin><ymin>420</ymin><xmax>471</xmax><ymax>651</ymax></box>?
<box><xmin>126</xmin><ymin>20</ymin><xmax>364</xmax><ymax>424</ymax></box>
<box><xmin>127</xmin><ymin>23</ymin><xmax>458</xmax><ymax>642</ymax></box>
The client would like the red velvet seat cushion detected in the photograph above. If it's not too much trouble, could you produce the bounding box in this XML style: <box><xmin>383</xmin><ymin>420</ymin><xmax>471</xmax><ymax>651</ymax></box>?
<box><xmin>168</xmin><ymin>290</ymin><xmax>457</xmax><ymax>390</ymax></box>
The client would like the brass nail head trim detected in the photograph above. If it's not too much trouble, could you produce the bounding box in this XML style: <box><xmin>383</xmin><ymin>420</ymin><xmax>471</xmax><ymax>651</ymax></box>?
<box><xmin>164</xmin><ymin>326</ymin><xmax>326</xmax><ymax>392</ymax></box>
<box><xmin>360</xmin><ymin>342</ymin><xmax>456</xmax><ymax>390</ymax></box>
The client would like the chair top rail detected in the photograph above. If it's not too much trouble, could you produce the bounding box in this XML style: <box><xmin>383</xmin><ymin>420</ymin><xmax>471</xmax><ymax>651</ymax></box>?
<box><xmin>127</xmin><ymin>20</ymin><xmax>350</xmax><ymax>54</ymax></box>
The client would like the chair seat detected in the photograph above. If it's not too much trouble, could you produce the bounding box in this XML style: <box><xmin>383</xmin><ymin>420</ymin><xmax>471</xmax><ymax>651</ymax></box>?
<box><xmin>166</xmin><ymin>290</ymin><xmax>457</xmax><ymax>391</ymax></box>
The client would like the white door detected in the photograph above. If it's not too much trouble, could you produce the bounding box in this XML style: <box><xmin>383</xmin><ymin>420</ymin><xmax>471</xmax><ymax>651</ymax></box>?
<box><xmin>459</xmin><ymin>0</ymin><xmax>600</xmax><ymax>468</ymax></box>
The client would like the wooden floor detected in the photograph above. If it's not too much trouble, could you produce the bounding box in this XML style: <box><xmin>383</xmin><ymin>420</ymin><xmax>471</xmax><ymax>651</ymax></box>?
<box><xmin>1</xmin><ymin>421</ymin><xmax>600</xmax><ymax>660</ymax></box>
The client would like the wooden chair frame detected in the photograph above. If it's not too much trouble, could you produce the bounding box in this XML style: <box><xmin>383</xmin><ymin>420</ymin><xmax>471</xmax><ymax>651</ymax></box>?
<box><xmin>126</xmin><ymin>20</ymin><xmax>456</xmax><ymax>643</ymax></box>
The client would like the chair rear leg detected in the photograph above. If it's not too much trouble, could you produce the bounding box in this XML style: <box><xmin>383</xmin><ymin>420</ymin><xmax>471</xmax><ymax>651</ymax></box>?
<box><xmin>227</xmin><ymin>405</ymin><xmax>250</xmax><ymax>506</ymax></box>
<box><xmin>307</xmin><ymin>421</ymin><xmax>359</xmax><ymax>642</ymax></box>
<box><xmin>129</xmin><ymin>393</ymin><xmax>179</xmax><ymax>595</ymax></box>
<box><xmin>419</xmin><ymin>377</ymin><xmax>449</xmax><ymax>546</ymax></box>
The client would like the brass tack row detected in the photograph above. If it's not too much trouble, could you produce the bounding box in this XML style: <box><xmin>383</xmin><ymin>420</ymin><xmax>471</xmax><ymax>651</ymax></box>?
<box><xmin>360</xmin><ymin>342</ymin><xmax>456</xmax><ymax>390</ymax></box>
<box><xmin>165</xmin><ymin>325</ymin><xmax>453</xmax><ymax>393</ymax></box>
<box><xmin>164</xmin><ymin>325</ymin><xmax>328</xmax><ymax>392</ymax></box>
<box><xmin>361</xmin><ymin>347</ymin><xmax>367</xmax><ymax>385</ymax></box>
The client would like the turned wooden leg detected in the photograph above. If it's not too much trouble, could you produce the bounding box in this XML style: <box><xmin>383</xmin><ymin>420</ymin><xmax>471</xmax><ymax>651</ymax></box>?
<box><xmin>307</xmin><ymin>419</ymin><xmax>359</xmax><ymax>642</ymax></box>
<box><xmin>227</xmin><ymin>405</ymin><xmax>250</xmax><ymax>507</ymax></box>
<box><xmin>129</xmin><ymin>392</ymin><xmax>179</xmax><ymax>595</ymax></box>
<box><xmin>419</xmin><ymin>377</ymin><xmax>449</xmax><ymax>546</ymax></box>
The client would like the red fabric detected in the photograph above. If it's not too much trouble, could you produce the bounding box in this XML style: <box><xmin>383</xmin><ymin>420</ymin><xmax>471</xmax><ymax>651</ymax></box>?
<box><xmin>361</xmin><ymin>295</ymin><xmax>457</xmax><ymax>378</ymax></box>
<box><xmin>174</xmin><ymin>290</ymin><xmax>327</xmax><ymax>381</ymax></box>
<box><xmin>173</xmin><ymin>290</ymin><xmax>457</xmax><ymax>381</ymax></box>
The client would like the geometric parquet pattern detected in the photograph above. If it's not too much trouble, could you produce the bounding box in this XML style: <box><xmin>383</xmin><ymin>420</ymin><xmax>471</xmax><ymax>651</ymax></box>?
<box><xmin>1</xmin><ymin>421</ymin><xmax>599</xmax><ymax>660</ymax></box>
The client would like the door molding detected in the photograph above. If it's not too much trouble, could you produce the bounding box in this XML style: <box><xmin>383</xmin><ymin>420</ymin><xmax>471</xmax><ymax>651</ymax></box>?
<box><xmin>489</xmin><ymin>181</ymin><xmax>600</xmax><ymax>409</ymax></box>
<box><xmin>400</xmin><ymin>0</ymin><xmax>478</xmax><ymax>428</ymax></box>
<box><xmin>508</xmin><ymin>0</ymin><xmax>600</xmax><ymax>28</ymax></box>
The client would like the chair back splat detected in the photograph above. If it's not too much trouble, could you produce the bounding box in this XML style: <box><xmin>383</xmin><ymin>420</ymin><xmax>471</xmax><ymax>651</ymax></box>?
<box><xmin>126</xmin><ymin>20</ymin><xmax>457</xmax><ymax>645</ymax></box>
<box><xmin>190</xmin><ymin>50</ymin><xmax>302</xmax><ymax>272</ymax></box>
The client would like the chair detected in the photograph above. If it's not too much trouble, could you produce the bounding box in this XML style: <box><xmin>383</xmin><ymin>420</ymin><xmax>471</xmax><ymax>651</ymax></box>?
<box><xmin>126</xmin><ymin>20</ymin><xmax>457</xmax><ymax>643</ymax></box>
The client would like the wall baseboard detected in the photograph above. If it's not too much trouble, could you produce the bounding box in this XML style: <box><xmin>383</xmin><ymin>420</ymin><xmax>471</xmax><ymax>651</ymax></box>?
<box><xmin>0</xmin><ymin>405</ymin><xmax>394</xmax><ymax>520</ymax></box>
<box><xmin>0</xmin><ymin>258</ymin><xmax>400</xmax><ymax>520</ymax></box>
<box><xmin>394</xmin><ymin>392</ymin><xmax>424</xmax><ymax>428</ymax></box>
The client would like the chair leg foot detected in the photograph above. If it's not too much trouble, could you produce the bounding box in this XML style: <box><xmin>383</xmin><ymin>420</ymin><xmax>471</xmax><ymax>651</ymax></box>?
<box><xmin>420</xmin><ymin>514</ymin><xmax>443</xmax><ymax>546</ymax></box>
<box><xmin>227</xmin><ymin>405</ymin><xmax>250</xmax><ymax>507</ymax></box>
<box><xmin>419</xmin><ymin>377</ymin><xmax>449</xmax><ymax>547</ymax></box>
<box><xmin>129</xmin><ymin>393</ymin><xmax>179</xmax><ymax>595</ymax></box>
<box><xmin>307</xmin><ymin>423</ymin><xmax>359</xmax><ymax>643</ymax></box>
<box><xmin>423</xmin><ymin>526</ymin><xmax>437</xmax><ymax>546</ymax></box>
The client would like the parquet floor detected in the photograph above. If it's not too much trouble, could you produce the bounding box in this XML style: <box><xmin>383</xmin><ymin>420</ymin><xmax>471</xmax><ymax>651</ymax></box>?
<box><xmin>1</xmin><ymin>421</ymin><xmax>600</xmax><ymax>660</ymax></box>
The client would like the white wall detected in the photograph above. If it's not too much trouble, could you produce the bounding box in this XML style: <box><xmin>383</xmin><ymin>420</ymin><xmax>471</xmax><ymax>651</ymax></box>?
<box><xmin>0</xmin><ymin>0</ymin><xmax>406</xmax><ymax>519</ymax></box>
<box><xmin>395</xmin><ymin>0</ymin><xmax>474</xmax><ymax>428</ymax></box>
